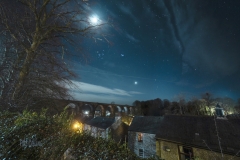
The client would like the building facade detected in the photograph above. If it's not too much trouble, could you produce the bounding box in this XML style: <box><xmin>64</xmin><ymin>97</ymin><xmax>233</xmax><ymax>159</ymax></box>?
<box><xmin>128</xmin><ymin>115</ymin><xmax>240</xmax><ymax>160</ymax></box>
<box><xmin>155</xmin><ymin>115</ymin><xmax>240</xmax><ymax>160</ymax></box>
<box><xmin>83</xmin><ymin>117</ymin><xmax>115</xmax><ymax>139</ymax></box>
<box><xmin>156</xmin><ymin>140</ymin><xmax>240</xmax><ymax>160</ymax></box>
<box><xmin>128</xmin><ymin>116</ymin><xmax>163</xmax><ymax>158</ymax></box>
<box><xmin>128</xmin><ymin>131</ymin><xmax>156</xmax><ymax>158</ymax></box>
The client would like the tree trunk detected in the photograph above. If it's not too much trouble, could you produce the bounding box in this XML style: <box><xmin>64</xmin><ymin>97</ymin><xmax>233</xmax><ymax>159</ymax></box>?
<box><xmin>12</xmin><ymin>51</ymin><xmax>35</xmax><ymax>100</ymax></box>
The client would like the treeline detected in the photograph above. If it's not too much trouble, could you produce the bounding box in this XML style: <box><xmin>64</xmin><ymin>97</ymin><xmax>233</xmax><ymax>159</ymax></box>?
<box><xmin>132</xmin><ymin>93</ymin><xmax>240</xmax><ymax>116</ymax></box>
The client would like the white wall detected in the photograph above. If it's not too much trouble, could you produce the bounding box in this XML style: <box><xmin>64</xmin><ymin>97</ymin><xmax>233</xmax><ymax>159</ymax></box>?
<box><xmin>83</xmin><ymin>124</ymin><xmax>108</xmax><ymax>139</ymax></box>
<box><xmin>128</xmin><ymin>131</ymin><xmax>156</xmax><ymax>158</ymax></box>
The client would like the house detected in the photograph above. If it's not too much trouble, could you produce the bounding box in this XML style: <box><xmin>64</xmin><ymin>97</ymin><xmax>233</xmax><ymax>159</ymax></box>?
<box><xmin>83</xmin><ymin>116</ymin><xmax>128</xmax><ymax>141</ymax></box>
<box><xmin>128</xmin><ymin>116</ymin><xmax>163</xmax><ymax>158</ymax></box>
<box><xmin>65</xmin><ymin>116</ymin><xmax>126</xmax><ymax>160</ymax></box>
<box><xmin>83</xmin><ymin>117</ymin><xmax>115</xmax><ymax>139</ymax></box>
<box><xmin>156</xmin><ymin>115</ymin><xmax>240</xmax><ymax>160</ymax></box>
<box><xmin>128</xmin><ymin>115</ymin><xmax>240</xmax><ymax>160</ymax></box>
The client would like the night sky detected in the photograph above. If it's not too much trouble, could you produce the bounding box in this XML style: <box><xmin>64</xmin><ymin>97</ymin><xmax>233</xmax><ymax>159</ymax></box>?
<box><xmin>70</xmin><ymin>0</ymin><xmax>240</xmax><ymax>105</ymax></box>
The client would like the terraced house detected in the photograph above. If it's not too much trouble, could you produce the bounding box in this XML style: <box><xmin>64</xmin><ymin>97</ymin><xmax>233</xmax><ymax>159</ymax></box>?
<box><xmin>128</xmin><ymin>115</ymin><xmax>240</xmax><ymax>160</ymax></box>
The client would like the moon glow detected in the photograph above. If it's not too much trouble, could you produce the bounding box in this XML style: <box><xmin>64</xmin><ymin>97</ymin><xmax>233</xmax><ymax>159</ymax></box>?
<box><xmin>90</xmin><ymin>16</ymin><xmax>99</xmax><ymax>25</ymax></box>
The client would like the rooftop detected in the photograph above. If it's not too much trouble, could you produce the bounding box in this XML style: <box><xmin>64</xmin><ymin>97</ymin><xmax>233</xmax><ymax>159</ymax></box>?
<box><xmin>157</xmin><ymin>115</ymin><xmax>240</xmax><ymax>155</ymax></box>
<box><xmin>84</xmin><ymin>117</ymin><xmax>115</xmax><ymax>129</ymax></box>
<box><xmin>128</xmin><ymin>116</ymin><xmax>163</xmax><ymax>134</ymax></box>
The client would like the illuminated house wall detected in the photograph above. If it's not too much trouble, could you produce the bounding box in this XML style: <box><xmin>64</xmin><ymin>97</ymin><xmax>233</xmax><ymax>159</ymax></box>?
<box><xmin>128</xmin><ymin>116</ymin><xmax>162</xmax><ymax>158</ymax></box>
<box><xmin>83</xmin><ymin>117</ymin><xmax>115</xmax><ymax>139</ymax></box>
<box><xmin>128</xmin><ymin>131</ymin><xmax>156</xmax><ymax>158</ymax></box>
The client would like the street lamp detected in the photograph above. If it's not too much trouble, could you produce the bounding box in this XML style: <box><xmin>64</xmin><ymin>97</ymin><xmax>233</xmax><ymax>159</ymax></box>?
<box><xmin>72</xmin><ymin>121</ymin><xmax>82</xmax><ymax>133</ymax></box>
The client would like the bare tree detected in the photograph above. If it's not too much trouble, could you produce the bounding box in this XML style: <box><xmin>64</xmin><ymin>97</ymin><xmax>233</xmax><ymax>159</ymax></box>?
<box><xmin>201</xmin><ymin>92</ymin><xmax>213</xmax><ymax>115</ymax></box>
<box><xmin>0</xmin><ymin>0</ymin><xmax>105</xmax><ymax>109</ymax></box>
<box><xmin>184</xmin><ymin>97</ymin><xmax>205</xmax><ymax>116</ymax></box>
<box><xmin>162</xmin><ymin>99</ymin><xmax>171</xmax><ymax>115</ymax></box>
<box><xmin>133</xmin><ymin>99</ymin><xmax>163</xmax><ymax>116</ymax></box>
<box><xmin>170</xmin><ymin>101</ymin><xmax>179</xmax><ymax>114</ymax></box>
<box><xmin>173</xmin><ymin>94</ymin><xmax>186</xmax><ymax>114</ymax></box>
<box><xmin>133</xmin><ymin>100</ymin><xmax>142</xmax><ymax>115</ymax></box>
<box><xmin>185</xmin><ymin>100</ymin><xmax>196</xmax><ymax>115</ymax></box>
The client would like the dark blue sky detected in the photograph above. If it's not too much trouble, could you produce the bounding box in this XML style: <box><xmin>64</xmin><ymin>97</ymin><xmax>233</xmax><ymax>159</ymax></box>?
<box><xmin>70</xmin><ymin>0</ymin><xmax>240</xmax><ymax>105</ymax></box>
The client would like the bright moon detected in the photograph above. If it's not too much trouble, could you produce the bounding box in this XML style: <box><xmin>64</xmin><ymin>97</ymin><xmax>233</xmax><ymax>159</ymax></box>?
<box><xmin>134</xmin><ymin>81</ymin><xmax>138</xmax><ymax>85</ymax></box>
<box><xmin>90</xmin><ymin>16</ymin><xmax>99</xmax><ymax>25</ymax></box>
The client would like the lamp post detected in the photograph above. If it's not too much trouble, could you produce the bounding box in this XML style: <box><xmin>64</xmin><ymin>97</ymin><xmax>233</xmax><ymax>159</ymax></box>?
<box><xmin>72</xmin><ymin>121</ymin><xmax>82</xmax><ymax>133</ymax></box>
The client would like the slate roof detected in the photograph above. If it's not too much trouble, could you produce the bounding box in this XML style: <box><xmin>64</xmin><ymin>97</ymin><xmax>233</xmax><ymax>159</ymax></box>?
<box><xmin>128</xmin><ymin>116</ymin><xmax>163</xmax><ymax>134</ymax></box>
<box><xmin>77</xmin><ymin>116</ymin><xmax>93</xmax><ymax>123</ymax></box>
<box><xmin>84</xmin><ymin>117</ymin><xmax>115</xmax><ymax>129</ymax></box>
<box><xmin>156</xmin><ymin>115</ymin><xmax>240</xmax><ymax>155</ymax></box>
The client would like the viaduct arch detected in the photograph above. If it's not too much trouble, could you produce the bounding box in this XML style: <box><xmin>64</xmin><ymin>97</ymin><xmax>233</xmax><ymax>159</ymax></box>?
<box><xmin>63</xmin><ymin>100</ymin><xmax>134</xmax><ymax>118</ymax></box>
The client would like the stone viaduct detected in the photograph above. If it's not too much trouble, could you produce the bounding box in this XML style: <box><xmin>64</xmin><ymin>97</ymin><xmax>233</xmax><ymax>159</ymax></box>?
<box><xmin>57</xmin><ymin>100</ymin><xmax>135</xmax><ymax>118</ymax></box>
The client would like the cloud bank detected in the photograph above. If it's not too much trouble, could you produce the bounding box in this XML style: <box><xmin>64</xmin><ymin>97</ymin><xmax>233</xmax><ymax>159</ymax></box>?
<box><xmin>67</xmin><ymin>80</ymin><xmax>143</xmax><ymax>105</ymax></box>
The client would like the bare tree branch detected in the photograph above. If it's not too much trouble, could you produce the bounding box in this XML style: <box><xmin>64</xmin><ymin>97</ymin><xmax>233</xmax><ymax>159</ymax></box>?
<box><xmin>0</xmin><ymin>0</ymin><xmax>108</xmax><ymax>109</ymax></box>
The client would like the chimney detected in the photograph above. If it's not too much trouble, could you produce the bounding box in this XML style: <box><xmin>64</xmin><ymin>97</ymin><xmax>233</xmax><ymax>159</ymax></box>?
<box><xmin>215</xmin><ymin>104</ymin><xmax>226</xmax><ymax>119</ymax></box>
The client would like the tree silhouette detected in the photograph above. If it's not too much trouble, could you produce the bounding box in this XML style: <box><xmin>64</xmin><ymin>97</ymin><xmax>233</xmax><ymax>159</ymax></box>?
<box><xmin>0</xmin><ymin>0</ymin><xmax>106</xmax><ymax>109</ymax></box>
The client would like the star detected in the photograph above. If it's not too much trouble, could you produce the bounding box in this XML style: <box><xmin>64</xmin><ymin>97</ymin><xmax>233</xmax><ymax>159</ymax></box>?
<box><xmin>71</xmin><ymin>1</ymin><xmax>240</xmax><ymax>105</ymax></box>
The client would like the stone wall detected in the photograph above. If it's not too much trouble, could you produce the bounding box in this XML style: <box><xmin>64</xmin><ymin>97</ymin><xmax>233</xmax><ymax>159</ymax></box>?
<box><xmin>156</xmin><ymin>140</ymin><xmax>240</xmax><ymax>160</ymax></box>
<box><xmin>193</xmin><ymin>147</ymin><xmax>240</xmax><ymax>160</ymax></box>
<box><xmin>83</xmin><ymin>124</ymin><xmax>107</xmax><ymax>139</ymax></box>
<box><xmin>156</xmin><ymin>140</ymin><xmax>179</xmax><ymax>160</ymax></box>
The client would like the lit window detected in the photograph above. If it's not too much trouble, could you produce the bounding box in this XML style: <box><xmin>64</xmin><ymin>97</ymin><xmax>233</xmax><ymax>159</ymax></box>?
<box><xmin>138</xmin><ymin>133</ymin><xmax>143</xmax><ymax>142</ymax></box>
<box><xmin>139</xmin><ymin>149</ymin><xmax>144</xmax><ymax>158</ymax></box>
<box><xmin>179</xmin><ymin>146</ymin><xmax>194</xmax><ymax>160</ymax></box>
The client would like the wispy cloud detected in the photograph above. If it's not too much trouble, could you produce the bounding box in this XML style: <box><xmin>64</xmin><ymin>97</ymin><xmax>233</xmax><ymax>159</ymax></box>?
<box><xmin>129</xmin><ymin>91</ymin><xmax>142</xmax><ymax>95</ymax></box>
<box><xmin>70</xmin><ymin>92</ymin><xmax>134</xmax><ymax>105</ymax></box>
<box><xmin>141</xmin><ymin>0</ymin><xmax>155</xmax><ymax>18</ymax></box>
<box><xmin>70</xmin><ymin>81</ymin><xmax>131</xmax><ymax>96</ymax></box>
<box><xmin>125</xmin><ymin>33</ymin><xmax>139</xmax><ymax>43</ymax></box>
<box><xmin>67</xmin><ymin>64</ymin><xmax>146</xmax><ymax>104</ymax></box>
<box><xmin>168</xmin><ymin>0</ymin><xmax>240</xmax><ymax>77</ymax></box>
<box><xmin>67</xmin><ymin>81</ymin><xmax>143</xmax><ymax>105</ymax></box>
<box><xmin>70</xmin><ymin>81</ymin><xmax>143</xmax><ymax>97</ymax></box>
<box><xmin>118</xmin><ymin>4</ymin><xmax>138</xmax><ymax>23</ymax></box>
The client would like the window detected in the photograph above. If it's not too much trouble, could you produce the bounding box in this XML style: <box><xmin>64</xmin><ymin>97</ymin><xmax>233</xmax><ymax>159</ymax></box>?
<box><xmin>137</xmin><ymin>133</ymin><xmax>143</xmax><ymax>142</ymax></box>
<box><xmin>178</xmin><ymin>146</ymin><xmax>194</xmax><ymax>160</ymax></box>
<box><xmin>139</xmin><ymin>149</ymin><xmax>144</xmax><ymax>158</ymax></box>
